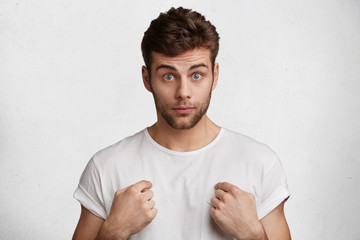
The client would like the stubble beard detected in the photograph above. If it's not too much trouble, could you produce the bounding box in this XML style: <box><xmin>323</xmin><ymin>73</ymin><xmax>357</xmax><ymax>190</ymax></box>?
<box><xmin>151</xmin><ymin>86</ymin><xmax>213</xmax><ymax>130</ymax></box>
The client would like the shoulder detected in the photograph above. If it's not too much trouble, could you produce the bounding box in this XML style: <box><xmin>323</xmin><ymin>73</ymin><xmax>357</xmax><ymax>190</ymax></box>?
<box><xmin>220</xmin><ymin>128</ymin><xmax>279</xmax><ymax>170</ymax></box>
<box><xmin>91</xmin><ymin>129</ymin><xmax>147</xmax><ymax>168</ymax></box>
<box><xmin>222</xmin><ymin>128</ymin><xmax>275</xmax><ymax>153</ymax></box>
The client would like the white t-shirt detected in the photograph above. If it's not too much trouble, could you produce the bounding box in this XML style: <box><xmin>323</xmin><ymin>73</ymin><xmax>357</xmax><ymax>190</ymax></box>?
<box><xmin>74</xmin><ymin>128</ymin><xmax>290</xmax><ymax>239</ymax></box>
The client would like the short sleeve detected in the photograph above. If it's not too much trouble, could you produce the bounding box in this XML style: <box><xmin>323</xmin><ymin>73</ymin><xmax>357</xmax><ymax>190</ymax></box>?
<box><xmin>73</xmin><ymin>158</ymin><xmax>107</xmax><ymax>219</ymax></box>
<box><xmin>256</xmin><ymin>155</ymin><xmax>290</xmax><ymax>220</ymax></box>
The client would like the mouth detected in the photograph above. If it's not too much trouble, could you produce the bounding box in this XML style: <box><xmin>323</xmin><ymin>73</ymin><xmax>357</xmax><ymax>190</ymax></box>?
<box><xmin>172</xmin><ymin>106</ymin><xmax>195</xmax><ymax>114</ymax></box>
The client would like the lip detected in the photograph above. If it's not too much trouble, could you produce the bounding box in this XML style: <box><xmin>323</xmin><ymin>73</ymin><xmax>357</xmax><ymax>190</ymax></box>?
<box><xmin>173</xmin><ymin>106</ymin><xmax>195</xmax><ymax>114</ymax></box>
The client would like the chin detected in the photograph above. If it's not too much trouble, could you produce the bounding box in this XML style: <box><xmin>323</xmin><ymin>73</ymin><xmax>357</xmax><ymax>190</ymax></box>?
<box><xmin>167</xmin><ymin>116</ymin><xmax>203</xmax><ymax>130</ymax></box>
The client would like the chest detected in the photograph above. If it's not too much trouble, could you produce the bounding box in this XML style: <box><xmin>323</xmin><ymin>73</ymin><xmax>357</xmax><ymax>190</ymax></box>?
<box><xmin>101</xmin><ymin>152</ymin><xmax>260</xmax><ymax>239</ymax></box>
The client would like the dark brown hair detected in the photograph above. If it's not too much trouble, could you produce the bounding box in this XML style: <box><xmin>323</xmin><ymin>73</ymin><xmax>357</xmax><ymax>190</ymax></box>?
<box><xmin>141</xmin><ymin>7</ymin><xmax>220</xmax><ymax>71</ymax></box>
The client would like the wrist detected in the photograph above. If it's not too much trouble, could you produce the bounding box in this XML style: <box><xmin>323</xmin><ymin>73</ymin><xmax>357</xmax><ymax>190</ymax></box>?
<box><xmin>252</xmin><ymin>222</ymin><xmax>267</xmax><ymax>240</ymax></box>
<box><xmin>96</xmin><ymin>219</ymin><xmax>129</xmax><ymax>240</ymax></box>
<box><xmin>233</xmin><ymin>222</ymin><xmax>267</xmax><ymax>240</ymax></box>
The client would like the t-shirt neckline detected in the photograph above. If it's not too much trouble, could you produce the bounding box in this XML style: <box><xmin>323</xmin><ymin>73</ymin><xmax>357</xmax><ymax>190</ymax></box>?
<box><xmin>144</xmin><ymin>127</ymin><xmax>225</xmax><ymax>156</ymax></box>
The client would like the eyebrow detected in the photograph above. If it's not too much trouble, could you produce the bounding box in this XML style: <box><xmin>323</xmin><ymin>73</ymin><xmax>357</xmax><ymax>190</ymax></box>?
<box><xmin>156</xmin><ymin>64</ymin><xmax>176</xmax><ymax>72</ymax></box>
<box><xmin>189</xmin><ymin>63</ymin><xmax>208</xmax><ymax>70</ymax></box>
<box><xmin>155</xmin><ymin>63</ymin><xmax>208</xmax><ymax>72</ymax></box>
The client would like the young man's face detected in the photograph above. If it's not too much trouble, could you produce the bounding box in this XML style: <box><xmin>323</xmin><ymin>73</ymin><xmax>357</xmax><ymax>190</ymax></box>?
<box><xmin>142</xmin><ymin>48</ymin><xmax>219</xmax><ymax>130</ymax></box>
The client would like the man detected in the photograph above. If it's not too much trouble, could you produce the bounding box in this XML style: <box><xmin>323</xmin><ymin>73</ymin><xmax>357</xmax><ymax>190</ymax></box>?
<box><xmin>73</xmin><ymin>7</ymin><xmax>291</xmax><ymax>240</ymax></box>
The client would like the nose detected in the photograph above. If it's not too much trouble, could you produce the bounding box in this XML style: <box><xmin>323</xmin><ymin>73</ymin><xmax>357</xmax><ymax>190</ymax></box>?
<box><xmin>176</xmin><ymin>77</ymin><xmax>191</xmax><ymax>100</ymax></box>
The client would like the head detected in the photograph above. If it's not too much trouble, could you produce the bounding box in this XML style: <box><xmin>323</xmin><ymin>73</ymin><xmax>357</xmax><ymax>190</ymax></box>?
<box><xmin>141</xmin><ymin>7</ymin><xmax>220</xmax><ymax>130</ymax></box>
<box><xmin>141</xmin><ymin>7</ymin><xmax>220</xmax><ymax>74</ymax></box>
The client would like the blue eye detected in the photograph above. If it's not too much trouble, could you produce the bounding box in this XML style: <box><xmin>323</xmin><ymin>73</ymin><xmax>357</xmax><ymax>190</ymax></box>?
<box><xmin>164</xmin><ymin>74</ymin><xmax>174</xmax><ymax>81</ymax></box>
<box><xmin>192</xmin><ymin>73</ymin><xmax>202</xmax><ymax>80</ymax></box>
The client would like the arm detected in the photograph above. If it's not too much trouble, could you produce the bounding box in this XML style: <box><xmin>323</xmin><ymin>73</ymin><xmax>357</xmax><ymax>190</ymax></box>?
<box><xmin>260</xmin><ymin>200</ymin><xmax>291</xmax><ymax>239</ymax></box>
<box><xmin>73</xmin><ymin>205</ymin><xmax>105</xmax><ymax>240</ymax></box>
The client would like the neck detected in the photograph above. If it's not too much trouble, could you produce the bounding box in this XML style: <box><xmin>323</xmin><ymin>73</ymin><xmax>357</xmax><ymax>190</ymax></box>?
<box><xmin>147</xmin><ymin>115</ymin><xmax>221</xmax><ymax>152</ymax></box>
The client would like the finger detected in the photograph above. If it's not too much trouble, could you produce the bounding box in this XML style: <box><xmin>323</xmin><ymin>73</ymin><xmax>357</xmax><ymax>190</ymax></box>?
<box><xmin>146</xmin><ymin>199</ymin><xmax>155</xmax><ymax>209</ymax></box>
<box><xmin>143</xmin><ymin>189</ymin><xmax>154</xmax><ymax>200</ymax></box>
<box><xmin>134</xmin><ymin>180</ymin><xmax>152</xmax><ymax>192</ymax></box>
<box><xmin>214</xmin><ymin>182</ymin><xmax>233</xmax><ymax>192</ymax></box>
<box><xmin>149</xmin><ymin>207</ymin><xmax>158</xmax><ymax>219</ymax></box>
<box><xmin>210</xmin><ymin>196</ymin><xmax>220</xmax><ymax>209</ymax></box>
<box><xmin>210</xmin><ymin>205</ymin><xmax>217</xmax><ymax>217</ymax></box>
<box><xmin>214</xmin><ymin>189</ymin><xmax>226</xmax><ymax>200</ymax></box>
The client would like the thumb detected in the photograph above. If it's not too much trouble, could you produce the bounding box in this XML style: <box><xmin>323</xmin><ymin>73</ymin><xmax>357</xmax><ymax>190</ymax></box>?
<box><xmin>134</xmin><ymin>180</ymin><xmax>152</xmax><ymax>192</ymax></box>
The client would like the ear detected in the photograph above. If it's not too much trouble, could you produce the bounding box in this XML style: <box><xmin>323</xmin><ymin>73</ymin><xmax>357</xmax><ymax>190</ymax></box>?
<box><xmin>211</xmin><ymin>63</ymin><xmax>219</xmax><ymax>91</ymax></box>
<box><xmin>142</xmin><ymin>66</ymin><xmax>152</xmax><ymax>92</ymax></box>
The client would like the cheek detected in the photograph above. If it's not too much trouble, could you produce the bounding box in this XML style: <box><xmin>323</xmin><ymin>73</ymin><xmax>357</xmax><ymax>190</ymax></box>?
<box><xmin>152</xmin><ymin>85</ymin><xmax>174</xmax><ymax>100</ymax></box>
<box><xmin>197</xmin><ymin>86</ymin><xmax>212</xmax><ymax>98</ymax></box>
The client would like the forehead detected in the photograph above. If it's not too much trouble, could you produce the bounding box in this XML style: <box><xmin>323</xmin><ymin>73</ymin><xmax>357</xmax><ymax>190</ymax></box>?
<box><xmin>151</xmin><ymin>48</ymin><xmax>211</xmax><ymax>70</ymax></box>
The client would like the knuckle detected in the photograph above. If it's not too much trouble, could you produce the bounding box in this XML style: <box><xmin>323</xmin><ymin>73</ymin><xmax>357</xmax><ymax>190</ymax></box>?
<box><xmin>230</xmin><ymin>186</ymin><xmax>239</xmax><ymax>194</ymax></box>
<box><xmin>145</xmin><ymin>210</ymin><xmax>155</xmax><ymax>221</ymax></box>
<box><xmin>217</xmin><ymin>202</ymin><xmax>225</xmax><ymax>210</ymax></box>
<box><xmin>222</xmin><ymin>194</ymin><xmax>230</xmax><ymax>203</ymax></box>
<box><xmin>115</xmin><ymin>190</ymin><xmax>120</xmax><ymax>197</ymax></box>
<box><xmin>142</xmin><ymin>193</ymin><xmax>151</xmax><ymax>202</ymax></box>
<box><xmin>145</xmin><ymin>211</ymin><xmax>152</xmax><ymax>219</ymax></box>
<box><xmin>212</xmin><ymin>209</ymin><xmax>220</xmax><ymax>218</ymax></box>
<box><xmin>248</xmin><ymin>193</ymin><xmax>255</xmax><ymax>200</ymax></box>
<box><xmin>137</xmin><ymin>195</ymin><xmax>146</xmax><ymax>204</ymax></box>
<box><xmin>128</xmin><ymin>186</ymin><xmax>138</xmax><ymax>195</ymax></box>
<box><xmin>115</xmin><ymin>189</ymin><xmax>124</xmax><ymax>197</ymax></box>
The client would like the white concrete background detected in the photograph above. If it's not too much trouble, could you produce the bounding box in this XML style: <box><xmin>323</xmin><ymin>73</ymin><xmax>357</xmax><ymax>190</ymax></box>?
<box><xmin>1</xmin><ymin>0</ymin><xmax>359</xmax><ymax>239</ymax></box>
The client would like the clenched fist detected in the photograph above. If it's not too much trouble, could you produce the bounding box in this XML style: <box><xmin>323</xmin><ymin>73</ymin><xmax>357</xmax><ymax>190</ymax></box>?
<box><xmin>210</xmin><ymin>182</ymin><xmax>267</xmax><ymax>240</ymax></box>
<box><xmin>97</xmin><ymin>180</ymin><xmax>157</xmax><ymax>240</ymax></box>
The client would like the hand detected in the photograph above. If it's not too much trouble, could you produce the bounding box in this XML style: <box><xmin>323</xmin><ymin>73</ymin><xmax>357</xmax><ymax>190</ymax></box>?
<box><xmin>210</xmin><ymin>182</ymin><xmax>267</xmax><ymax>240</ymax></box>
<box><xmin>97</xmin><ymin>180</ymin><xmax>157</xmax><ymax>240</ymax></box>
